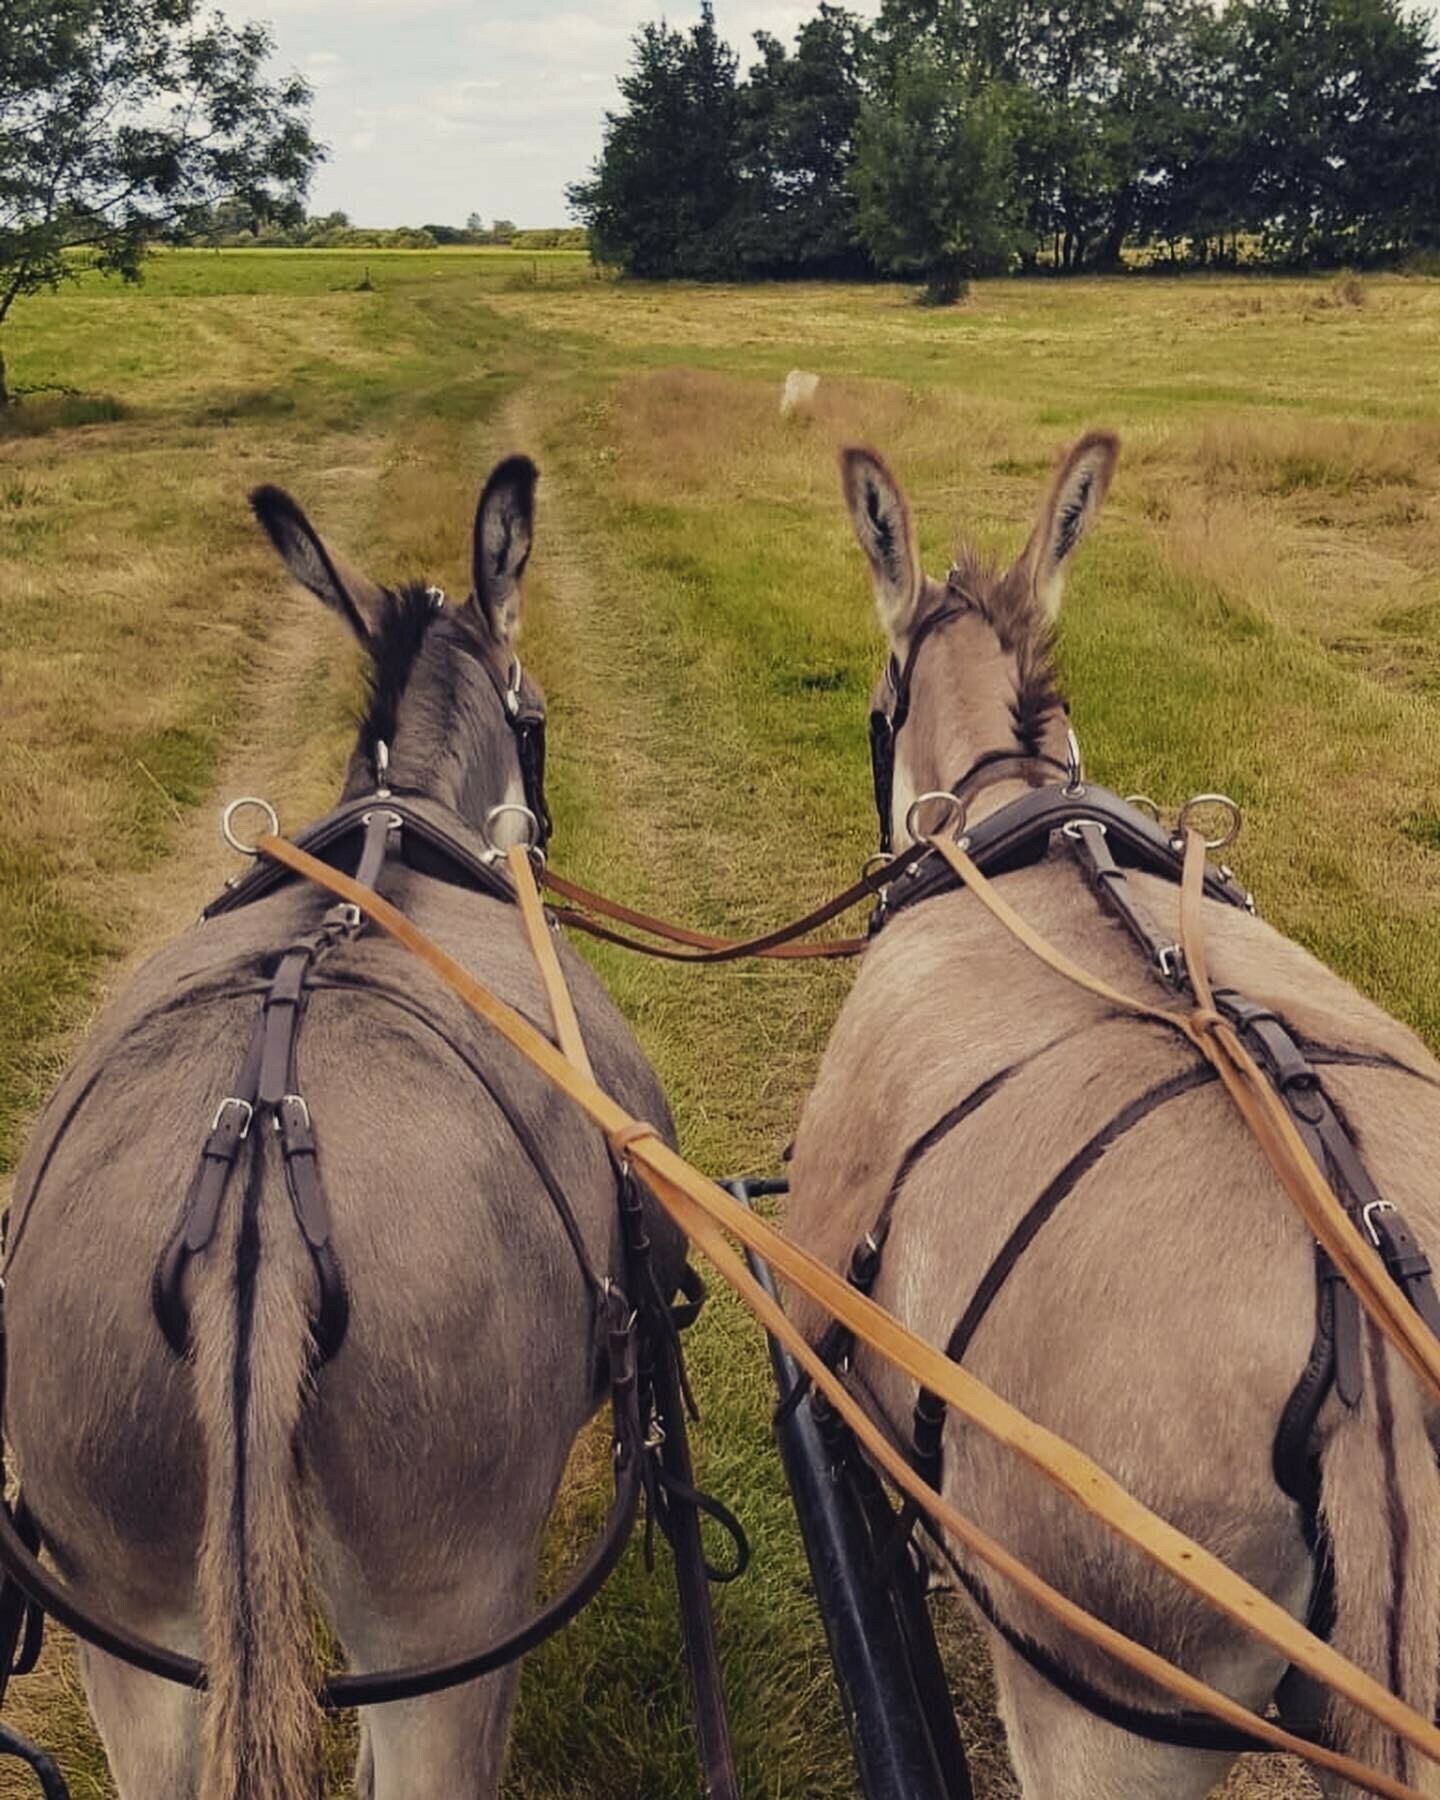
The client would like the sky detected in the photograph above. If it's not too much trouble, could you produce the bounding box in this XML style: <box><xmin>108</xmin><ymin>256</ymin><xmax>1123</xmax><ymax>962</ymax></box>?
<box><xmin>238</xmin><ymin>1</ymin><xmax>851</xmax><ymax>229</ymax></box>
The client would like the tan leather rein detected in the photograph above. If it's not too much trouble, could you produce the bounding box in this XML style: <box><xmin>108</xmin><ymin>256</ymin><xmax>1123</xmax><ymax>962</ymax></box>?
<box><xmin>256</xmin><ymin>831</ymin><xmax>1440</xmax><ymax>1798</ymax></box>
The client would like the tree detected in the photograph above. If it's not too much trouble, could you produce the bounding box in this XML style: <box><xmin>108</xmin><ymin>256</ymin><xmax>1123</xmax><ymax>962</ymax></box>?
<box><xmin>738</xmin><ymin>7</ymin><xmax>866</xmax><ymax>275</ymax></box>
<box><xmin>0</xmin><ymin>0</ymin><xmax>320</xmax><ymax>400</ymax></box>
<box><xmin>1226</xmin><ymin>0</ymin><xmax>1439</xmax><ymax>263</ymax></box>
<box><xmin>853</xmin><ymin>35</ymin><xmax>1022</xmax><ymax>299</ymax></box>
<box><xmin>568</xmin><ymin>1</ymin><xmax>744</xmax><ymax>278</ymax></box>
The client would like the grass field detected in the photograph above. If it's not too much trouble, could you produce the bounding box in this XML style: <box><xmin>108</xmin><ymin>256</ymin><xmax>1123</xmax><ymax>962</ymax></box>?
<box><xmin>3</xmin><ymin>248</ymin><xmax>1440</xmax><ymax>1797</ymax></box>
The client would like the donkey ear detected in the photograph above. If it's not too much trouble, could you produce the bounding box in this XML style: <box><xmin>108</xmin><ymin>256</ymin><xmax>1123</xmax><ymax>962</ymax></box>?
<box><xmin>471</xmin><ymin>455</ymin><xmax>537</xmax><ymax>645</ymax></box>
<box><xmin>249</xmin><ymin>486</ymin><xmax>388</xmax><ymax>644</ymax></box>
<box><xmin>840</xmin><ymin>446</ymin><xmax>923</xmax><ymax>645</ymax></box>
<box><xmin>1021</xmin><ymin>431</ymin><xmax>1119</xmax><ymax>621</ymax></box>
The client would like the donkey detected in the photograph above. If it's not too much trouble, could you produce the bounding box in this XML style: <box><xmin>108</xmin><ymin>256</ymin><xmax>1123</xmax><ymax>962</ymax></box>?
<box><xmin>3</xmin><ymin>457</ymin><xmax>684</xmax><ymax>1799</ymax></box>
<box><xmin>787</xmin><ymin>434</ymin><xmax>1440</xmax><ymax>1798</ymax></box>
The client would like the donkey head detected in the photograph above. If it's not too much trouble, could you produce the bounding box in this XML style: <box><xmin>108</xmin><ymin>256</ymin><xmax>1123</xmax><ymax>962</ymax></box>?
<box><xmin>250</xmin><ymin>456</ymin><xmax>549</xmax><ymax>848</ymax></box>
<box><xmin>841</xmin><ymin>432</ymin><xmax>1118</xmax><ymax>850</ymax></box>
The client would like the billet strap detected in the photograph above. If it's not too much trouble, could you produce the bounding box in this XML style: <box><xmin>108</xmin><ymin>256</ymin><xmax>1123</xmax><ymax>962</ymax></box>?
<box><xmin>0</xmin><ymin>1724</ymin><xmax>68</xmax><ymax>1800</ymax></box>
<box><xmin>926</xmin><ymin>830</ymin><xmax>1440</xmax><ymax>1406</ymax></box>
<box><xmin>252</xmin><ymin>831</ymin><xmax>1440</xmax><ymax>1796</ymax></box>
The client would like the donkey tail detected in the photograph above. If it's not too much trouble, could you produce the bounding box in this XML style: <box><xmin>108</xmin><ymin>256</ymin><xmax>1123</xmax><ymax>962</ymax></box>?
<box><xmin>1320</xmin><ymin>1320</ymin><xmax>1440</xmax><ymax>1797</ymax></box>
<box><xmin>188</xmin><ymin>1134</ymin><xmax>322</xmax><ymax>1800</ymax></box>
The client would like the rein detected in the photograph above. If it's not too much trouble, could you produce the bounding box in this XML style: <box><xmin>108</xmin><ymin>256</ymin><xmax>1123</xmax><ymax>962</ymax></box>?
<box><xmin>540</xmin><ymin>759</ymin><xmax>1250</xmax><ymax>964</ymax></box>
<box><xmin>221</xmin><ymin>830</ymin><xmax>1440</xmax><ymax>1800</ymax></box>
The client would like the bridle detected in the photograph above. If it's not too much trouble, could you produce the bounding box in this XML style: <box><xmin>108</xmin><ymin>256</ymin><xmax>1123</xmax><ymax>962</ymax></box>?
<box><xmin>370</xmin><ymin>588</ymin><xmax>554</xmax><ymax>856</ymax></box>
<box><xmin>868</xmin><ymin>583</ymin><xmax>1066</xmax><ymax>854</ymax></box>
<box><xmin>482</xmin><ymin>650</ymin><xmax>554</xmax><ymax>853</ymax></box>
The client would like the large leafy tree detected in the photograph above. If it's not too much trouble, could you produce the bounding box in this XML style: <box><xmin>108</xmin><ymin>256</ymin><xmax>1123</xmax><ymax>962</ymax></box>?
<box><xmin>1226</xmin><ymin>0</ymin><xmax>1439</xmax><ymax>263</ymax></box>
<box><xmin>568</xmin><ymin>2</ymin><xmax>744</xmax><ymax>279</ymax></box>
<box><xmin>739</xmin><ymin>6</ymin><xmax>866</xmax><ymax>276</ymax></box>
<box><xmin>853</xmin><ymin>36</ymin><xmax>1022</xmax><ymax>300</ymax></box>
<box><xmin>0</xmin><ymin>0</ymin><xmax>320</xmax><ymax>399</ymax></box>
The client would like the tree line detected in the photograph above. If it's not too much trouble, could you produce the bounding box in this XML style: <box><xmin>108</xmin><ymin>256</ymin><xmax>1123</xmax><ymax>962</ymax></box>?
<box><xmin>569</xmin><ymin>0</ymin><xmax>1440</xmax><ymax>295</ymax></box>
<box><xmin>186</xmin><ymin>205</ymin><xmax>587</xmax><ymax>252</ymax></box>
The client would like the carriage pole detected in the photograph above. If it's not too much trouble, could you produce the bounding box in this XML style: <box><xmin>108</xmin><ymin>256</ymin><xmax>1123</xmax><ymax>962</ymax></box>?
<box><xmin>729</xmin><ymin>1181</ymin><xmax>973</xmax><ymax>1800</ymax></box>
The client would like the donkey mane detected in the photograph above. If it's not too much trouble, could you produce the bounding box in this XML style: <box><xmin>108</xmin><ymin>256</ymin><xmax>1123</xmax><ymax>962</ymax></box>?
<box><xmin>945</xmin><ymin>546</ymin><xmax>1068</xmax><ymax>758</ymax></box>
<box><xmin>357</xmin><ymin>585</ymin><xmax>445</xmax><ymax>761</ymax></box>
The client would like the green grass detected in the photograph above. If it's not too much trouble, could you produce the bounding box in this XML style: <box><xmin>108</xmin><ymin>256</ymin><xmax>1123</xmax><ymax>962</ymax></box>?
<box><xmin>4</xmin><ymin>250</ymin><xmax>1440</xmax><ymax>1797</ymax></box>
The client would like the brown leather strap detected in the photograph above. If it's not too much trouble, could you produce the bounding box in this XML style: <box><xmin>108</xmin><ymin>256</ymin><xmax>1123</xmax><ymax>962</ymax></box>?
<box><xmin>539</xmin><ymin>758</ymin><xmax>1057</xmax><ymax>963</ymax></box>
<box><xmin>543</xmin><ymin>865</ymin><xmax>886</xmax><ymax>962</ymax></box>
<box><xmin>252</xmin><ymin>831</ymin><xmax>1440</xmax><ymax>1794</ymax></box>
<box><xmin>927</xmin><ymin>828</ymin><xmax>1440</xmax><ymax>1405</ymax></box>
<box><xmin>549</xmin><ymin>901</ymin><xmax>870</xmax><ymax>962</ymax></box>
<box><xmin>509</xmin><ymin>845</ymin><xmax>741</xmax><ymax>1800</ymax></box>
<box><xmin>507</xmin><ymin>846</ymin><xmax>595</xmax><ymax>1079</ymax></box>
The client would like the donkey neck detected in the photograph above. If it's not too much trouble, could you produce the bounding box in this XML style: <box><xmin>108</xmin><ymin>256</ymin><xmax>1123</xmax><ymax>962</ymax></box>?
<box><xmin>343</xmin><ymin>619</ymin><xmax>525</xmax><ymax>832</ymax></box>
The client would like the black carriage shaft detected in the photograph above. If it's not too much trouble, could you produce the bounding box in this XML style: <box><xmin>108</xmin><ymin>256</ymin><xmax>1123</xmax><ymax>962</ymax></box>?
<box><xmin>731</xmin><ymin>1180</ymin><xmax>974</xmax><ymax>1800</ymax></box>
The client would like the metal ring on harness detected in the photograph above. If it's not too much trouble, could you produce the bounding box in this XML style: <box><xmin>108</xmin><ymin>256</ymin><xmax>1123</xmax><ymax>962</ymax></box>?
<box><xmin>483</xmin><ymin>803</ymin><xmax>542</xmax><ymax>860</ymax></box>
<box><xmin>1063</xmin><ymin>728</ymin><xmax>1085</xmax><ymax>797</ymax></box>
<box><xmin>905</xmin><ymin>790</ymin><xmax>967</xmax><ymax>845</ymax></box>
<box><xmin>220</xmin><ymin>797</ymin><xmax>279</xmax><ymax>858</ymax></box>
<box><xmin>1125</xmin><ymin>794</ymin><xmax>1162</xmax><ymax>821</ymax></box>
<box><xmin>1176</xmin><ymin>792</ymin><xmax>1242</xmax><ymax>851</ymax></box>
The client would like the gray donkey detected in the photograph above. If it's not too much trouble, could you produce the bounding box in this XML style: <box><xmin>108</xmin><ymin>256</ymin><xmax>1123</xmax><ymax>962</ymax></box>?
<box><xmin>3</xmin><ymin>457</ymin><xmax>682</xmax><ymax>1799</ymax></box>
<box><xmin>787</xmin><ymin>435</ymin><xmax>1440</xmax><ymax>1798</ymax></box>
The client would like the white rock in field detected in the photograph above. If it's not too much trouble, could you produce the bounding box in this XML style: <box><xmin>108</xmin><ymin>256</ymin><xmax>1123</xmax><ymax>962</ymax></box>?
<box><xmin>780</xmin><ymin>369</ymin><xmax>820</xmax><ymax>418</ymax></box>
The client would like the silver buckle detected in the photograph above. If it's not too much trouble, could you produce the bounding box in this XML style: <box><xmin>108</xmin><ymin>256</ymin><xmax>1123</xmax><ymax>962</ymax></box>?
<box><xmin>1363</xmin><ymin>1200</ymin><xmax>1395</xmax><ymax>1247</ymax></box>
<box><xmin>212</xmin><ymin>1097</ymin><xmax>254</xmax><ymax>1138</ymax></box>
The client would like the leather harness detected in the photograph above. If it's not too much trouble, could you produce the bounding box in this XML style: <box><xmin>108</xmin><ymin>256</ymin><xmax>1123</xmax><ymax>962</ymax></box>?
<box><xmin>804</xmin><ymin>593</ymin><xmax>1440</xmax><ymax>1753</ymax></box>
<box><xmin>0</xmin><ymin>699</ymin><xmax>746</xmax><ymax>1797</ymax></box>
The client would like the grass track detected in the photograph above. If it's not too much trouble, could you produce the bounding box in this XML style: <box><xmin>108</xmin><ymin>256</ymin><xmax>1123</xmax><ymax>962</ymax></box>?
<box><xmin>3</xmin><ymin>253</ymin><xmax>1440</xmax><ymax>1797</ymax></box>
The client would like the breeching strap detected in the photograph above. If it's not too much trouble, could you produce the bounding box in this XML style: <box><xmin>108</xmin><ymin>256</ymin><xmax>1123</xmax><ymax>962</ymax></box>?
<box><xmin>256</xmin><ymin>831</ymin><xmax>1440</xmax><ymax>1799</ymax></box>
<box><xmin>928</xmin><ymin>829</ymin><xmax>1440</xmax><ymax>1408</ymax></box>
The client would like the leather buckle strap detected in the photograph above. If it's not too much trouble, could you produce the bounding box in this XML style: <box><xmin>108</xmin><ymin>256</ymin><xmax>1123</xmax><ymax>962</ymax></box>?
<box><xmin>276</xmin><ymin>1094</ymin><xmax>349</xmax><ymax>1367</ymax></box>
<box><xmin>185</xmin><ymin>1095</ymin><xmax>255</xmax><ymax>1253</ymax></box>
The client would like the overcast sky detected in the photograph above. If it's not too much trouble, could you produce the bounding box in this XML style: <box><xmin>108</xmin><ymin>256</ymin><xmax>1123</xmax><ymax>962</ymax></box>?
<box><xmin>239</xmin><ymin>2</ymin><xmax>852</xmax><ymax>229</ymax></box>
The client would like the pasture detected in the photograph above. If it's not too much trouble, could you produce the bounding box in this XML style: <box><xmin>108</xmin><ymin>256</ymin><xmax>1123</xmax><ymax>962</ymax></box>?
<box><xmin>2</xmin><ymin>248</ymin><xmax>1439</xmax><ymax>1797</ymax></box>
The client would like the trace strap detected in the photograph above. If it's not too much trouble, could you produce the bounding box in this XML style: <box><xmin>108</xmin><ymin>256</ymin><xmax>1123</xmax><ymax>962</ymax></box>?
<box><xmin>247</xmin><ymin>830</ymin><xmax>1440</xmax><ymax>1800</ymax></box>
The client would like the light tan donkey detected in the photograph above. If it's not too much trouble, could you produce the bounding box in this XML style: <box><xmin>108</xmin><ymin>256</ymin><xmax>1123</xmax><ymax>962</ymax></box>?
<box><xmin>787</xmin><ymin>434</ymin><xmax>1440</xmax><ymax>1798</ymax></box>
